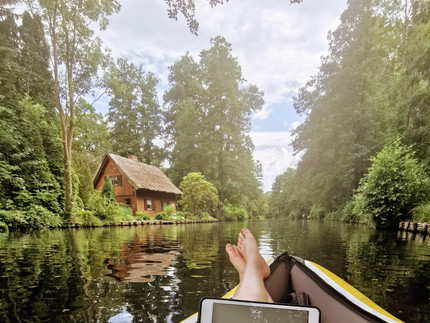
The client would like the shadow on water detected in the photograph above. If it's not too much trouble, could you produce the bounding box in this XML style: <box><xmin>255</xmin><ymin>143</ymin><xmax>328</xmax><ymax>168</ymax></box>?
<box><xmin>0</xmin><ymin>219</ymin><xmax>429</xmax><ymax>322</ymax></box>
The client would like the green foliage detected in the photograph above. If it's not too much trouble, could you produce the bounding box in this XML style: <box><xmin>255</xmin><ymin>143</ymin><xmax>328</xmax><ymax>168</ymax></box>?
<box><xmin>0</xmin><ymin>96</ymin><xmax>64</xmax><ymax>230</ymax></box>
<box><xmin>107</xmin><ymin>58</ymin><xmax>164</xmax><ymax>166</ymax></box>
<box><xmin>70</xmin><ymin>210</ymin><xmax>102</xmax><ymax>226</ymax></box>
<box><xmin>269</xmin><ymin>168</ymin><xmax>306</xmax><ymax>219</ymax></box>
<box><xmin>165</xmin><ymin>37</ymin><xmax>264</xmax><ymax>212</ymax></box>
<box><xmin>178</xmin><ymin>172</ymin><xmax>220</xmax><ymax>216</ymax></box>
<box><xmin>135</xmin><ymin>212</ymin><xmax>151</xmax><ymax>221</ymax></box>
<box><xmin>340</xmin><ymin>200</ymin><xmax>356</xmax><ymax>223</ymax></box>
<box><xmin>271</xmin><ymin>0</ymin><xmax>430</xmax><ymax>227</ymax></box>
<box><xmin>155</xmin><ymin>213</ymin><xmax>165</xmax><ymax>220</ymax></box>
<box><xmin>32</xmin><ymin>0</ymin><xmax>121</xmax><ymax>215</ymax></box>
<box><xmin>221</xmin><ymin>203</ymin><xmax>249</xmax><ymax>221</ymax></box>
<box><xmin>104</xmin><ymin>203</ymin><xmax>134</xmax><ymax>224</ymax></box>
<box><xmin>163</xmin><ymin>205</ymin><xmax>176</xmax><ymax>217</ymax></box>
<box><xmin>411</xmin><ymin>203</ymin><xmax>430</xmax><ymax>223</ymax></box>
<box><xmin>184</xmin><ymin>214</ymin><xmax>200</xmax><ymax>221</ymax></box>
<box><xmin>73</xmin><ymin>99</ymin><xmax>112</xmax><ymax>206</ymax></box>
<box><xmin>101</xmin><ymin>176</ymin><xmax>116</xmax><ymax>204</ymax></box>
<box><xmin>0</xmin><ymin>221</ymin><xmax>8</xmax><ymax>233</ymax></box>
<box><xmin>309</xmin><ymin>204</ymin><xmax>326</xmax><ymax>220</ymax></box>
<box><xmin>353</xmin><ymin>139</ymin><xmax>430</xmax><ymax>229</ymax></box>
<box><xmin>73</xmin><ymin>190</ymin><xmax>134</xmax><ymax>226</ymax></box>
<box><xmin>87</xmin><ymin>190</ymin><xmax>108</xmax><ymax>219</ymax></box>
<box><xmin>0</xmin><ymin>206</ymin><xmax>63</xmax><ymax>230</ymax></box>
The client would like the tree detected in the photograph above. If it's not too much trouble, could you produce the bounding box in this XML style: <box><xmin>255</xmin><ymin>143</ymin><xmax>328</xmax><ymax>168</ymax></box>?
<box><xmin>0</xmin><ymin>97</ymin><xmax>63</xmax><ymax>215</ymax></box>
<box><xmin>290</xmin><ymin>0</ymin><xmax>388</xmax><ymax>215</ymax></box>
<box><xmin>107</xmin><ymin>58</ymin><xmax>163</xmax><ymax>165</ymax></box>
<box><xmin>73</xmin><ymin>99</ymin><xmax>112</xmax><ymax>206</ymax></box>
<box><xmin>165</xmin><ymin>37</ymin><xmax>264</xmax><ymax>209</ymax></box>
<box><xmin>30</xmin><ymin>0</ymin><xmax>121</xmax><ymax>216</ymax></box>
<box><xmin>19</xmin><ymin>11</ymin><xmax>53</xmax><ymax>109</ymax></box>
<box><xmin>0</xmin><ymin>0</ymin><xmax>21</xmax><ymax>104</ymax></box>
<box><xmin>353</xmin><ymin>138</ymin><xmax>430</xmax><ymax>229</ymax></box>
<box><xmin>178</xmin><ymin>172</ymin><xmax>219</xmax><ymax>216</ymax></box>
<box><xmin>101</xmin><ymin>176</ymin><xmax>116</xmax><ymax>204</ymax></box>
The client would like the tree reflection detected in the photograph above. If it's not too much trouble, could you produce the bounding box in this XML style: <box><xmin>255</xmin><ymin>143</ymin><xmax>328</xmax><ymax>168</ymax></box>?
<box><xmin>0</xmin><ymin>221</ymin><xmax>429</xmax><ymax>322</ymax></box>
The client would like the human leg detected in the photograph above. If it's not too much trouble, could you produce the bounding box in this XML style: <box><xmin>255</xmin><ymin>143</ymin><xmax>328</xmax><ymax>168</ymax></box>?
<box><xmin>225</xmin><ymin>228</ymin><xmax>273</xmax><ymax>302</ymax></box>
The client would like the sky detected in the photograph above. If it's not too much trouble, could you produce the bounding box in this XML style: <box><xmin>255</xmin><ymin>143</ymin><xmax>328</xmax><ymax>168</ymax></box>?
<box><xmin>95</xmin><ymin>0</ymin><xmax>348</xmax><ymax>191</ymax></box>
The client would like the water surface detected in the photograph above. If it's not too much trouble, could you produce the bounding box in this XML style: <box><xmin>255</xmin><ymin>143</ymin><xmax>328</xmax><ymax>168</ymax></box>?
<box><xmin>0</xmin><ymin>219</ymin><xmax>429</xmax><ymax>322</ymax></box>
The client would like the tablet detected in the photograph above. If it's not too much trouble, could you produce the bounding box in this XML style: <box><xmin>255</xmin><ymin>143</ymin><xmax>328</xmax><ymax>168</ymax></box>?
<box><xmin>198</xmin><ymin>298</ymin><xmax>320</xmax><ymax>323</ymax></box>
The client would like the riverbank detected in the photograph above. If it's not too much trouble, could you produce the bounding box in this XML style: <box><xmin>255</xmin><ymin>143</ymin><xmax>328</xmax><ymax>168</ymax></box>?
<box><xmin>62</xmin><ymin>218</ymin><xmax>219</xmax><ymax>229</ymax></box>
<box><xmin>398</xmin><ymin>221</ymin><xmax>429</xmax><ymax>235</ymax></box>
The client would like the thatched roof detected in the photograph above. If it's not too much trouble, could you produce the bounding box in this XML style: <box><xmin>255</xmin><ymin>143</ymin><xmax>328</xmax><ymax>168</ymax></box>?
<box><xmin>95</xmin><ymin>153</ymin><xmax>182</xmax><ymax>195</ymax></box>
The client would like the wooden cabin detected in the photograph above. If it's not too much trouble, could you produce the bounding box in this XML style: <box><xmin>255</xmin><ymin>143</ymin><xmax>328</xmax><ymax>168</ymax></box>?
<box><xmin>93</xmin><ymin>153</ymin><xmax>182</xmax><ymax>217</ymax></box>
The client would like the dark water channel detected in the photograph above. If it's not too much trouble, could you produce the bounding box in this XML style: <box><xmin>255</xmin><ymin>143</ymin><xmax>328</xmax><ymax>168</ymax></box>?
<box><xmin>0</xmin><ymin>219</ymin><xmax>429</xmax><ymax>322</ymax></box>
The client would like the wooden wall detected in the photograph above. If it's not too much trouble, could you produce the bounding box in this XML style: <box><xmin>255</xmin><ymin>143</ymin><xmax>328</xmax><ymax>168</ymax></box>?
<box><xmin>94</xmin><ymin>158</ymin><xmax>137</xmax><ymax>211</ymax></box>
<box><xmin>136</xmin><ymin>190</ymin><xmax>177</xmax><ymax>217</ymax></box>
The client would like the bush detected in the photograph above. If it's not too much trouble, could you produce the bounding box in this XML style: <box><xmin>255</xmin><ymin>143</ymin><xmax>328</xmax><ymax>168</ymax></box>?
<box><xmin>185</xmin><ymin>215</ymin><xmax>200</xmax><ymax>221</ymax></box>
<box><xmin>353</xmin><ymin>138</ymin><xmax>430</xmax><ymax>229</ymax></box>
<box><xmin>71</xmin><ymin>210</ymin><xmax>102</xmax><ymax>226</ymax></box>
<box><xmin>309</xmin><ymin>204</ymin><xmax>325</xmax><ymax>220</ymax></box>
<box><xmin>179</xmin><ymin>172</ymin><xmax>220</xmax><ymax>216</ymax></box>
<box><xmin>199</xmin><ymin>211</ymin><xmax>214</xmax><ymax>220</ymax></box>
<box><xmin>163</xmin><ymin>205</ymin><xmax>176</xmax><ymax>217</ymax></box>
<box><xmin>135</xmin><ymin>212</ymin><xmax>151</xmax><ymax>221</ymax></box>
<box><xmin>412</xmin><ymin>203</ymin><xmax>430</xmax><ymax>223</ymax></box>
<box><xmin>176</xmin><ymin>211</ymin><xmax>186</xmax><ymax>218</ymax></box>
<box><xmin>221</xmin><ymin>203</ymin><xmax>249</xmax><ymax>221</ymax></box>
<box><xmin>101</xmin><ymin>176</ymin><xmax>116</xmax><ymax>203</ymax></box>
<box><xmin>87</xmin><ymin>191</ymin><xmax>108</xmax><ymax>219</ymax></box>
<box><xmin>83</xmin><ymin>190</ymin><xmax>134</xmax><ymax>225</ymax></box>
<box><xmin>155</xmin><ymin>213</ymin><xmax>165</xmax><ymax>220</ymax></box>
<box><xmin>0</xmin><ymin>221</ymin><xmax>8</xmax><ymax>233</ymax></box>
<box><xmin>340</xmin><ymin>200</ymin><xmax>356</xmax><ymax>223</ymax></box>
<box><xmin>104</xmin><ymin>203</ymin><xmax>134</xmax><ymax>224</ymax></box>
<box><xmin>0</xmin><ymin>206</ymin><xmax>63</xmax><ymax>230</ymax></box>
<box><xmin>325</xmin><ymin>211</ymin><xmax>340</xmax><ymax>221</ymax></box>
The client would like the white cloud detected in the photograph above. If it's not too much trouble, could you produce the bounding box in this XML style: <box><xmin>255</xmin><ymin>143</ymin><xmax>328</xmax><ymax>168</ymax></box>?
<box><xmin>96</xmin><ymin>0</ymin><xmax>347</xmax><ymax>189</ymax></box>
<box><xmin>250</xmin><ymin>131</ymin><xmax>302</xmax><ymax>191</ymax></box>
<box><xmin>98</xmin><ymin>0</ymin><xmax>346</xmax><ymax>107</ymax></box>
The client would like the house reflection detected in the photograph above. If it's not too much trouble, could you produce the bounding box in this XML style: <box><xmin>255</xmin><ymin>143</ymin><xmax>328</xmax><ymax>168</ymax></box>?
<box><xmin>106</xmin><ymin>236</ymin><xmax>179</xmax><ymax>283</ymax></box>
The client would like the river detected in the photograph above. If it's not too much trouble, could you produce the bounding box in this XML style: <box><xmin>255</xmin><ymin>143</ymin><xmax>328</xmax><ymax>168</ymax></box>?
<box><xmin>0</xmin><ymin>219</ymin><xmax>429</xmax><ymax>322</ymax></box>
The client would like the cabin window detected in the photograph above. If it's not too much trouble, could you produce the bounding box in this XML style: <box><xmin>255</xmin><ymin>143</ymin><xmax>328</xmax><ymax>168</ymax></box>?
<box><xmin>145</xmin><ymin>199</ymin><xmax>153</xmax><ymax>210</ymax></box>
<box><xmin>161</xmin><ymin>201</ymin><xmax>169</xmax><ymax>211</ymax></box>
<box><xmin>124</xmin><ymin>198</ymin><xmax>131</xmax><ymax>206</ymax></box>
<box><xmin>110</xmin><ymin>175</ymin><xmax>122</xmax><ymax>186</ymax></box>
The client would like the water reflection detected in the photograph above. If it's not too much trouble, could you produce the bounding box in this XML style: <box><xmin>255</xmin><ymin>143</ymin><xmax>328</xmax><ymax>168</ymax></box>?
<box><xmin>0</xmin><ymin>220</ymin><xmax>429</xmax><ymax>322</ymax></box>
<box><xmin>105</xmin><ymin>231</ymin><xmax>179</xmax><ymax>283</ymax></box>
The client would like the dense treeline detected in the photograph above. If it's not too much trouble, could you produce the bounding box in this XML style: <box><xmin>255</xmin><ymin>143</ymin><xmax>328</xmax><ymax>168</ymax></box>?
<box><xmin>270</xmin><ymin>0</ymin><xmax>430</xmax><ymax>228</ymax></box>
<box><xmin>0</xmin><ymin>0</ymin><xmax>267</xmax><ymax>230</ymax></box>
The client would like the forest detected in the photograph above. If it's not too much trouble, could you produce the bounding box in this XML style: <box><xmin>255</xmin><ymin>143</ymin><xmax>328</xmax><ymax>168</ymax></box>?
<box><xmin>1</xmin><ymin>0</ymin><xmax>430</xmax><ymax>231</ymax></box>
<box><xmin>0</xmin><ymin>0</ymin><xmax>268</xmax><ymax>230</ymax></box>
<box><xmin>270</xmin><ymin>0</ymin><xmax>430</xmax><ymax>228</ymax></box>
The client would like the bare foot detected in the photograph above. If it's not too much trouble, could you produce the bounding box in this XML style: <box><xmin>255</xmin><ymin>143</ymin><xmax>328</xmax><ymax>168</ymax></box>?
<box><xmin>237</xmin><ymin>228</ymin><xmax>270</xmax><ymax>279</ymax></box>
<box><xmin>226</xmin><ymin>244</ymin><xmax>246</xmax><ymax>278</ymax></box>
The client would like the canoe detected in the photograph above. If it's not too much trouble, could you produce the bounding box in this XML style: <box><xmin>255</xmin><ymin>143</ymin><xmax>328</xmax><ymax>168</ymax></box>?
<box><xmin>181</xmin><ymin>253</ymin><xmax>403</xmax><ymax>323</ymax></box>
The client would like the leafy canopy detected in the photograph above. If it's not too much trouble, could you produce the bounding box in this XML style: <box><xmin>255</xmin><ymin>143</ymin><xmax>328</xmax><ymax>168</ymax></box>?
<box><xmin>178</xmin><ymin>172</ymin><xmax>220</xmax><ymax>217</ymax></box>
<box><xmin>353</xmin><ymin>138</ymin><xmax>430</xmax><ymax>229</ymax></box>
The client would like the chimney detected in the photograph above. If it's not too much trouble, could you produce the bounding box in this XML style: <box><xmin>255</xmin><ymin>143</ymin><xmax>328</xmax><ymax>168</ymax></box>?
<box><xmin>127</xmin><ymin>155</ymin><xmax>138</xmax><ymax>161</ymax></box>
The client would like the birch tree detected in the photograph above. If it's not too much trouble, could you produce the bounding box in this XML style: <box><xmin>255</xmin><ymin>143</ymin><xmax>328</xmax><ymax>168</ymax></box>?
<box><xmin>28</xmin><ymin>0</ymin><xmax>120</xmax><ymax>216</ymax></box>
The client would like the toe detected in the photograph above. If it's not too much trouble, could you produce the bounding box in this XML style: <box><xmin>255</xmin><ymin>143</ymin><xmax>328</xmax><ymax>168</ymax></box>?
<box><xmin>226</xmin><ymin>244</ymin><xmax>233</xmax><ymax>254</ymax></box>
<box><xmin>242</xmin><ymin>228</ymin><xmax>251</xmax><ymax>237</ymax></box>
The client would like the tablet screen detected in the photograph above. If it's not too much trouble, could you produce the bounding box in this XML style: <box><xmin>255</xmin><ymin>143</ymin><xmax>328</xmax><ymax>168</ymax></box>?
<box><xmin>212</xmin><ymin>302</ymin><xmax>309</xmax><ymax>323</ymax></box>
